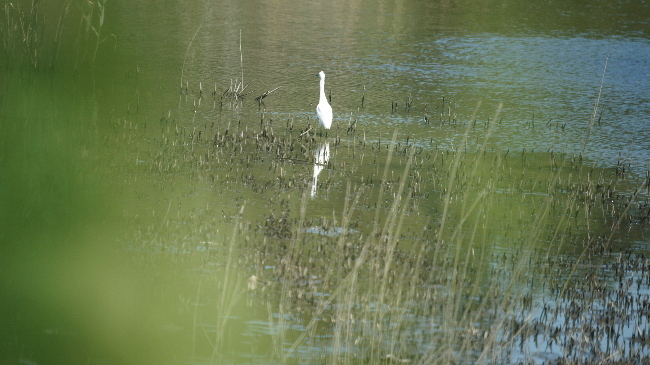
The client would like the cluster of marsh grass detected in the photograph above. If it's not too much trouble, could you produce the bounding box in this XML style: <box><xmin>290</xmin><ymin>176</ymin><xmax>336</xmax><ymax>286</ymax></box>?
<box><xmin>244</xmin><ymin>106</ymin><xmax>525</xmax><ymax>363</ymax></box>
<box><xmin>101</xmin><ymin>52</ymin><xmax>650</xmax><ymax>363</ymax></box>
<box><xmin>116</xmin><ymin>84</ymin><xmax>646</xmax><ymax>362</ymax></box>
<box><xmin>0</xmin><ymin>0</ymin><xmax>111</xmax><ymax>69</ymax></box>
<box><xmin>247</xmin><ymin>124</ymin><xmax>647</xmax><ymax>364</ymax></box>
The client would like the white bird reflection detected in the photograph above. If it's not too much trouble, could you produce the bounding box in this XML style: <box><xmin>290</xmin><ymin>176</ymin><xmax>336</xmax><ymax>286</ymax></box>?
<box><xmin>310</xmin><ymin>142</ymin><xmax>330</xmax><ymax>198</ymax></box>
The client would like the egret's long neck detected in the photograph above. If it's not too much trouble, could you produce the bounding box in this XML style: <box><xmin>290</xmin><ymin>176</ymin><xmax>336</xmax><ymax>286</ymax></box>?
<box><xmin>319</xmin><ymin>77</ymin><xmax>327</xmax><ymax>101</ymax></box>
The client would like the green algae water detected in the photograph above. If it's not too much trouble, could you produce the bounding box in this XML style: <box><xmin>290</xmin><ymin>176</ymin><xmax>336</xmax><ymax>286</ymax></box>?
<box><xmin>1</xmin><ymin>0</ymin><xmax>650</xmax><ymax>364</ymax></box>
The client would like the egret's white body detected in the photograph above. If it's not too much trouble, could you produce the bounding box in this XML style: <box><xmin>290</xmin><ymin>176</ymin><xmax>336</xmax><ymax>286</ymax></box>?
<box><xmin>316</xmin><ymin>71</ymin><xmax>332</xmax><ymax>129</ymax></box>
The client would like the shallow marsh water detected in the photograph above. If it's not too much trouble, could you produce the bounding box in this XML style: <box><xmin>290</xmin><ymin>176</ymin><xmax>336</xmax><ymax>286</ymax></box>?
<box><xmin>2</xmin><ymin>0</ymin><xmax>650</xmax><ymax>364</ymax></box>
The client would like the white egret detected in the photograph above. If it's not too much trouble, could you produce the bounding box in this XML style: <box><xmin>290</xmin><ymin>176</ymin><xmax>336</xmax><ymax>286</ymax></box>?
<box><xmin>316</xmin><ymin>71</ymin><xmax>333</xmax><ymax>129</ymax></box>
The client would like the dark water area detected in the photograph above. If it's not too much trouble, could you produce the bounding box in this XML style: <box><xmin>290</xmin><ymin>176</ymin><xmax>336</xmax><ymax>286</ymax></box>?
<box><xmin>1</xmin><ymin>0</ymin><xmax>650</xmax><ymax>364</ymax></box>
